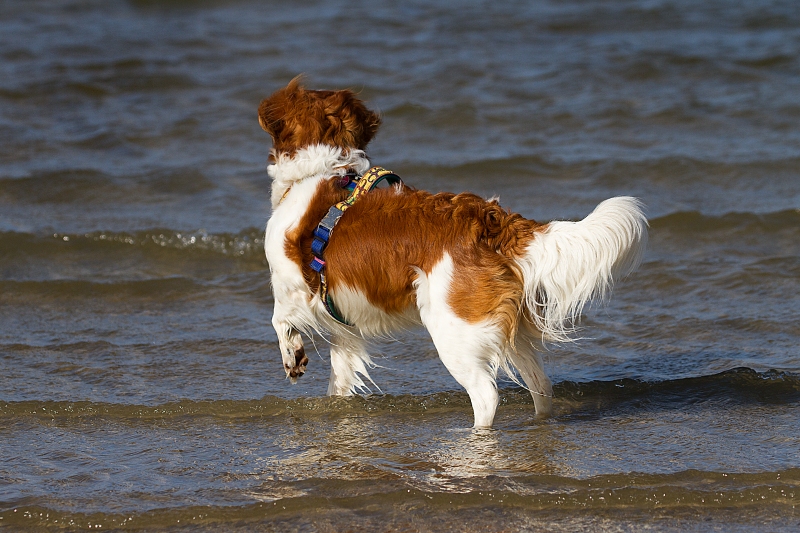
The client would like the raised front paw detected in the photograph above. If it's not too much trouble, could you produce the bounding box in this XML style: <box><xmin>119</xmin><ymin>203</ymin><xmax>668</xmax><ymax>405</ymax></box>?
<box><xmin>285</xmin><ymin>345</ymin><xmax>309</xmax><ymax>382</ymax></box>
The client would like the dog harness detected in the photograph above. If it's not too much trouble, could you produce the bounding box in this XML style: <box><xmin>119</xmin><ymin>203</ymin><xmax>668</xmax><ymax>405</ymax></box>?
<box><xmin>310</xmin><ymin>166</ymin><xmax>403</xmax><ymax>325</ymax></box>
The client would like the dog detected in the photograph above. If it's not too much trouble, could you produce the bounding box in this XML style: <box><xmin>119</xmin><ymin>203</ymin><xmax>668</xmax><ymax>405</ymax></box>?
<box><xmin>259</xmin><ymin>78</ymin><xmax>647</xmax><ymax>428</ymax></box>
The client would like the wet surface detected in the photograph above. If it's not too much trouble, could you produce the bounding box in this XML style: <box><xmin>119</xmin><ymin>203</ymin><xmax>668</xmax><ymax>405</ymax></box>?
<box><xmin>1</xmin><ymin>0</ymin><xmax>799</xmax><ymax>530</ymax></box>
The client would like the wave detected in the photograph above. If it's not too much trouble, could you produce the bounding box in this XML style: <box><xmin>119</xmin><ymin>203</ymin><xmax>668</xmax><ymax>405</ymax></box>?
<box><xmin>1</xmin><ymin>211</ymin><xmax>796</xmax><ymax>261</ymax></box>
<box><xmin>1</xmin><ymin>204</ymin><xmax>796</xmax><ymax>288</ymax></box>
<box><xmin>0</xmin><ymin>277</ymin><xmax>205</xmax><ymax>299</ymax></box>
<box><xmin>0</xmin><ymin>168</ymin><xmax>217</xmax><ymax>204</ymax></box>
<box><xmin>0</xmin><ymin>66</ymin><xmax>196</xmax><ymax>101</ymax></box>
<box><xmin>0</xmin><ymin>228</ymin><xmax>267</xmax><ymax>262</ymax></box>
<box><xmin>395</xmin><ymin>154</ymin><xmax>800</xmax><ymax>182</ymax></box>
<box><xmin>554</xmin><ymin>367</ymin><xmax>800</xmax><ymax>410</ymax></box>
<box><xmin>609</xmin><ymin>50</ymin><xmax>798</xmax><ymax>85</ymax></box>
<box><xmin>649</xmin><ymin>209</ymin><xmax>800</xmax><ymax>234</ymax></box>
<box><xmin>645</xmin><ymin>209</ymin><xmax>800</xmax><ymax>268</ymax></box>
<box><xmin>1</xmin><ymin>468</ymin><xmax>798</xmax><ymax>529</ymax></box>
<box><xmin>2</xmin><ymin>368</ymin><xmax>796</xmax><ymax>423</ymax></box>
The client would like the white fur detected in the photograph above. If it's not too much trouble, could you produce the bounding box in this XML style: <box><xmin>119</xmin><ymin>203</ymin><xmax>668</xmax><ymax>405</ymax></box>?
<box><xmin>516</xmin><ymin>197</ymin><xmax>648</xmax><ymax>343</ymax></box>
<box><xmin>268</xmin><ymin>144</ymin><xmax>371</xmax><ymax>209</ymax></box>
<box><xmin>330</xmin><ymin>285</ymin><xmax>421</xmax><ymax>338</ymax></box>
<box><xmin>414</xmin><ymin>257</ymin><xmax>555</xmax><ymax>425</ymax></box>
<box><xmin>327</xmin><ymin>333</ymin><xmax>379</xmax><ymax>395</ymax></box>
<box><xmin>265</xmin><ymin>146</ymin><xmax>647</xmax><ymax>427</ymax></box>
<box><xmin>414</xmin><ymin>255</ymin><xmax>506</xmax><ymax>427</ymax></box>
<box><xmin>265</xmin><ymin>145</ymin><xmax>372</xmax><ymax>374</ymax></box>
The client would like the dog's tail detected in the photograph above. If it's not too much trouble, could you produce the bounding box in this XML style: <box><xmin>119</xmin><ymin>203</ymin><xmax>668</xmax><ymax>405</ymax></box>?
<box><xmin>516</xmin><ymin>197</ymin><xmax>648</xmax><ymax>342</ymax></box>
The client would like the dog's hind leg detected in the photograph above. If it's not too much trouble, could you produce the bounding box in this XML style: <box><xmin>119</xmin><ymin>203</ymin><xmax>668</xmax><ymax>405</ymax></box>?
<box><xmin>432</xmin><ymin>327</ymin><xmax>501</xmax><ymax>428</ymax></box>
<box><xmin>414</xmin><ymin>256</ymin><xmax>503</xmax><ymax>428</ymax></box>
<box><xmin>507</xmin><ymin>326</ymin><xmax>553</xmax><ymax>416</ymax></box>
<box><xmin>327</xmin><ymin>334</ymin><xmax>377</xmax><ymax>396</ymax></box>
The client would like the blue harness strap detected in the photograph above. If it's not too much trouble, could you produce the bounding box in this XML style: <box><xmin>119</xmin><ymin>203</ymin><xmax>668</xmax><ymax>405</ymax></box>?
<box><xmin>310</xmin><ymin>167</ymin><xmax>403</xmax><ymax>325</ymax></box>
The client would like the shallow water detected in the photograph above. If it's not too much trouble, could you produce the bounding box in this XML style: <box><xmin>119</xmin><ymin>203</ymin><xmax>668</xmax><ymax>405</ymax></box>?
<box><xmin>1</xmin><ymin>0</ymin><xmax>799</xmax><ymax>531</ymax></box>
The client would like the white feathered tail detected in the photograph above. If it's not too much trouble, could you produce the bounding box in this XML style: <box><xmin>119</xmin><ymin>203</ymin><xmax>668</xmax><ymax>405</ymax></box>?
<box><xmin>516</xmin><ymin>197</ymin><xmax>648</xmax><ymax>342</ymax></box>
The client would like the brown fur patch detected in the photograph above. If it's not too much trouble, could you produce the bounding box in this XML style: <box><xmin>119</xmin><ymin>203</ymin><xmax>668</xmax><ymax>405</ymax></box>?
<box><xmin>284</xmin><ymin>178</ymin><xmax>351</xmax><ymax>294</ymax></box>
<box><xmin>259</xmin><ymin>77</ymin><xmax>381</xmax><ymax>158</ymax></box>
<box><xmin>285</xmin><ymin>179</ymin><xmax>544</xmax><ymax>338</ymax></box>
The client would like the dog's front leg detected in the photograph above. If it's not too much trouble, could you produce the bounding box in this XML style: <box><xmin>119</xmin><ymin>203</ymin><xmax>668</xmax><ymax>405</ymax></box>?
<box><xmin>272</xmin><ymin>311</ymin><xmax>308</xmax><ymax>383</ymax></box>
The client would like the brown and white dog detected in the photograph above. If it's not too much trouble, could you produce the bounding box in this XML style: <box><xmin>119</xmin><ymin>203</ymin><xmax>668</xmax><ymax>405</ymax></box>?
<box><xmin>259</xmin><ymin>78</ymin><xmax>647</xmax><ymax>428</ymax></box>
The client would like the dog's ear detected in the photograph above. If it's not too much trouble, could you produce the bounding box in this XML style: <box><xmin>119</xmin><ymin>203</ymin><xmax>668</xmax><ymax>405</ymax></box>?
<box><xmin>320</xmin><ymin>90</ymin><xmax>381</xmax><ymax>150</ymax></box>
<box><xmin>258</xmin><ymin>75</ymin><xmax>304</xmax><ymax>144</ymax></box>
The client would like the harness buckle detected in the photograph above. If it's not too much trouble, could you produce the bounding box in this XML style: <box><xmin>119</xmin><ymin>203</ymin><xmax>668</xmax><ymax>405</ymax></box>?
<box><xmin>310</xmin><ymin>257</ymin><xmax>326</xmax><ymax>272</ymax></box>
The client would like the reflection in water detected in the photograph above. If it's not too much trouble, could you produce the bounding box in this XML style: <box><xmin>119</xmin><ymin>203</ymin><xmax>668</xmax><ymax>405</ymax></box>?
<box><xmin>421</xmin><ymin>428</ymin><xmax>511</xmax><ymax>492</ymax></box>
<box><xmin>410</xmin><ymin>422</ymin><xmax>562</xmax><ymax>492</ymax></box>
<box><xmin>230</xmin><ymin>403</ymin><xmax>564</xmax><ymax>498</ymax></box>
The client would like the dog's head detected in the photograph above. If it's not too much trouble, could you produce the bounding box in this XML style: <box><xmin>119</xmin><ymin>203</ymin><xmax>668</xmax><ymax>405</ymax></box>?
<box><xmin>258</xmin><ymin>77</ymin><xmax>381</xmax><ymax>159</ymax></box>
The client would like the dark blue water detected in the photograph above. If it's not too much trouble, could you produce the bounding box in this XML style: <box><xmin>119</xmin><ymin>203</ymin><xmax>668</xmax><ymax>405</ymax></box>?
<box><xmin>1</xmin><ymin>0</ymin><xmax>799</xmax><ymax>530</ymax></box>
